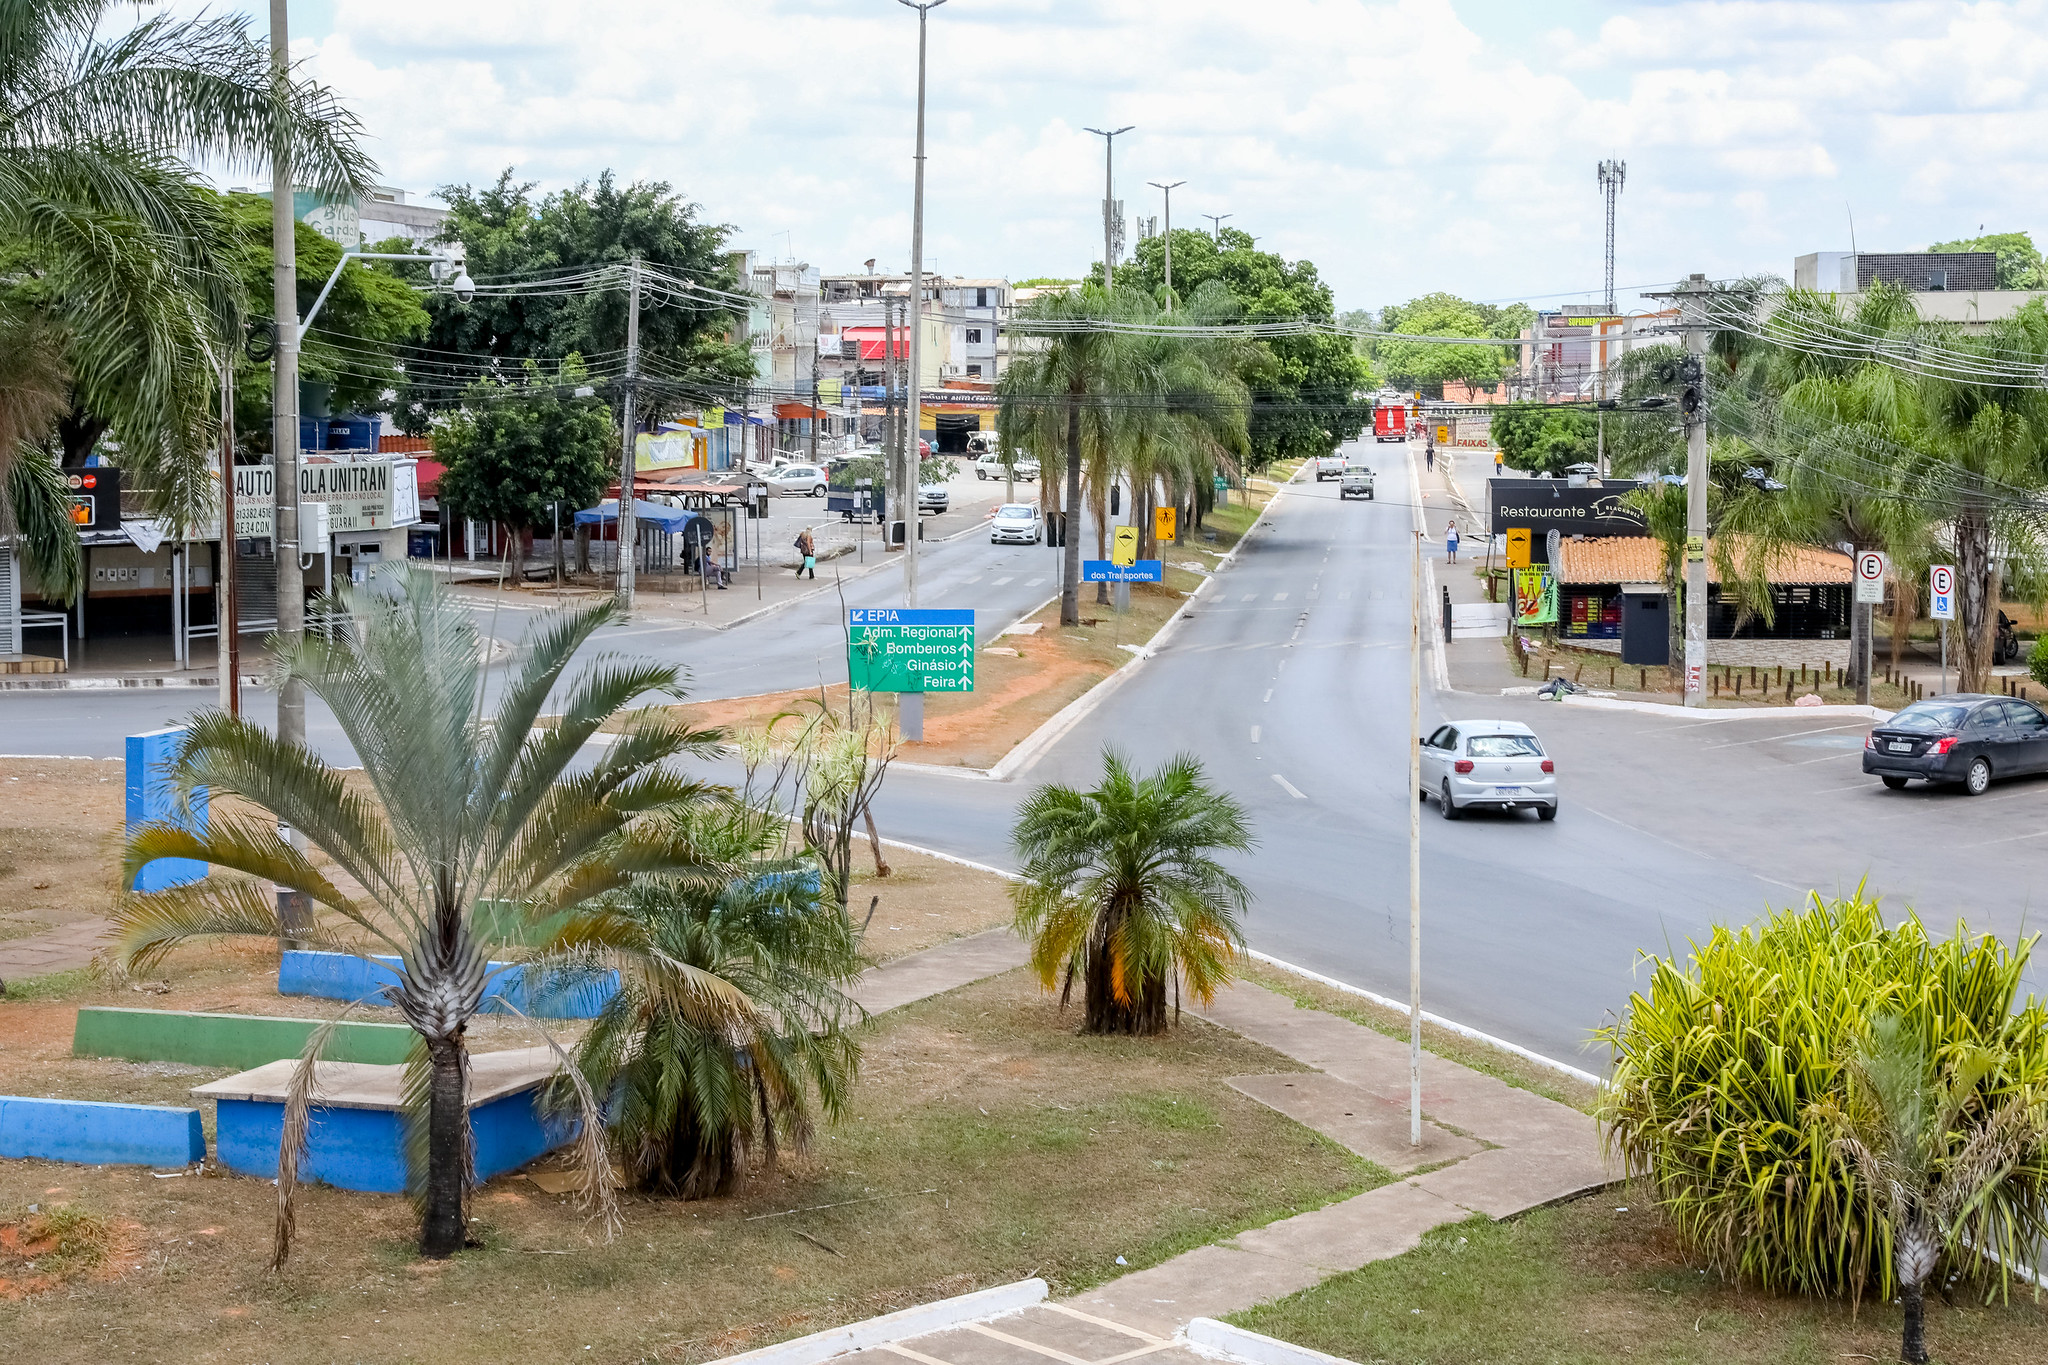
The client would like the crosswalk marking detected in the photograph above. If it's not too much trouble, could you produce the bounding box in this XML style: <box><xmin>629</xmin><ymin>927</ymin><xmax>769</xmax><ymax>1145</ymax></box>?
<box><xmin>1273</xmin><ymin>592</ymin><xmax>1288</xmax><ymax>601</ymax></box>
<box><xmin>1241</xmin><ymin>593</ymin><xmax>1257</xmax><ymax>601</ymax></box>
<box><xmin>993</xmin><ymin>576</ymin><xmax>1015</xmax><ymax>585</ymax></box>
<box><xmin>1025</xmin><ymin>578</ymin><xmax>1045</xmax><ymax>587</ymax></box>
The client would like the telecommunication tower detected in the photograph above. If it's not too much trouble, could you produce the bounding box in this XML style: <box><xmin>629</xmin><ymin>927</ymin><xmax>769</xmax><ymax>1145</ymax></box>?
<box><xmin>1596</xmin><ymin>160</ymin><xmax>1626</xmax><ymax>313</ymax></box>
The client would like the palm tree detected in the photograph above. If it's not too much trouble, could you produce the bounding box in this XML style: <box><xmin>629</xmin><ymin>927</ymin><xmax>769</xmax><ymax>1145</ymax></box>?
<box><xmin>114</xmin><ymin>568</ymin><xmax>722</xmax><ymax>1258</ymax></box>
<box><xmin>1000</xmin><ymin>286</ymin><xmax>1141</xmax><ymax>626</ymax></box>
<box><xmin>550</xmin><ymin>805</ymin><xmax>864</xmax><ymax>1198</ymax></box>
<box><xmin>1010</xmin><ymin>749</ymin><xmax>1254</xmax><ymax>1036</ymax></box>
<box><xmin>1824</xmin><ymin>1014</ymin><xmax>2048</xmax><ymax>1364</ymax></box>
<box><xmin>0</xmin><ymin>308</ymin><xmax>79</xmax><ymax>598</ymax></box>
<box><xmin>1</xmin><ymin>0</ymin><xmax>372</xmax><ymax>528</ymax></box>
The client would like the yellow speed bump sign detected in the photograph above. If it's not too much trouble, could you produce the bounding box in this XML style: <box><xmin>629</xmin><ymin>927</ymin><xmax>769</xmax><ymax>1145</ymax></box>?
<box><xmin>1112</xmin><ymin>525</ymin><xmax>1140</xmax><ymax>566</ymax></box>
<box><xmin>1154</xmin><ymin>506</ymin><xmax>1177</xmax><ymax>543</ymax></box>
<box><xmin>1505</xmin><ymin>527</ymin><xmax>1531</xmax><ymax>568</ymax></box>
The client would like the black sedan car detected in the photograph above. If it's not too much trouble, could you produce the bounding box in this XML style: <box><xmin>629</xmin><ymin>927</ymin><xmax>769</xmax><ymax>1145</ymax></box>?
<box><xmin>1863</xmin><ymin>694</ymin><xmax>2048</xmax><ymax>794</ymax></box>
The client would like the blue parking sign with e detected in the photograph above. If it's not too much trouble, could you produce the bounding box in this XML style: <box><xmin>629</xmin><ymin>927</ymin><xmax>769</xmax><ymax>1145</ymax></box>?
<box><xmin>1929</xmin><ymin>565</ymin><xmax>1955</xmax><ymax>621</ymax></box>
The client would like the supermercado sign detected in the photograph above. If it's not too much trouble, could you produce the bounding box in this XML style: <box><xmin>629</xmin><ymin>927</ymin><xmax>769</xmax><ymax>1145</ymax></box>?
<box><xmin>232</xmin><ymin>460</ymin><xmax>420</xmax><ymax>537</ymax></box>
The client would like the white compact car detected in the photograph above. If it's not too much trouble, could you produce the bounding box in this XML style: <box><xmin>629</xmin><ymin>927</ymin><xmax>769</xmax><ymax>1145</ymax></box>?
<box><xmin>1419</xmin><ymin>719</ymin><xmax>1557</xmax><ymax>820</ymax></box>
<box><xmin>975</xmin><ymin>451</ymin><xmax>1040</xmax><ymax>482</ymax></box>
<box><xmin>988</xmin><ymin>503</ymin><xmax>1043</xmax><ymax>544</ymax></box>
<box><xmin>762</xmin><ymin>464</ymin><xmax>829</xmax><ymax>497</ymax></box>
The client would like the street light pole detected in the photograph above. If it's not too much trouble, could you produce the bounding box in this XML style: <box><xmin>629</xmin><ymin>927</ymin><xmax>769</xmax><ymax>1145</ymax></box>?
<box><xmin>1148</xmin><ymin>180</ymin><xmax>1184</xmax><ymax>310</ymax></box>
<box><xmin>1084</xmin><ymin>125</ymin><xmax>1134</xmax><ymax>292</ymax></box>
<box><xmin>618</xmin><ymin>255</ymin><xmax>642</xmax><ymax>611</ymax></box>
<box><xmin>1408</xmin><ymin>526</ymin><xmax>1423</xmax><ymax>1148</ymax></box>
<box><xmin>1202</xmin><ymin>212</ymin><xmax>1233</xmax><ymax>242</ymax></box>
<box><xmin>268</xmin><ymin>0</ymin><xmax>304</xmax><ymax>751</ymax></box>
<box><xmin>899</xmin><ymin>0</ymin><xmax>946</xmax><ymax>609</ymax></box>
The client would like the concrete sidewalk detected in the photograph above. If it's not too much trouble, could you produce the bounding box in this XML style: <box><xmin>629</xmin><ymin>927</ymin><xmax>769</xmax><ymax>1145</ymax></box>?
<box><xmin>731</xmin><ymin>966</ymin><xmax>1614</xmax><ymax>1365</ymax></box>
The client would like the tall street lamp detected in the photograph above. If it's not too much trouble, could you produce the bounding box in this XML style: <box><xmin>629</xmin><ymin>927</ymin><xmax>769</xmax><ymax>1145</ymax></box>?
<box><xmin>898</xmin><ymin>0</ymin><xmax>946</xmax><ymax>617</ymax></box>
<box><xmin>1083</xmin><ymin>125</ymin><xmax>1134</xmax><ymax>291</ymax></box>
<box><xmin>1147</xmin><ymin>180</ymin><xmax>1184</xmax><ymax>310</ymax></box>
<box><xmin>1203</xmin><ymin>211</ymin><xmax>1232</xmax><ymax>242</ymax></box>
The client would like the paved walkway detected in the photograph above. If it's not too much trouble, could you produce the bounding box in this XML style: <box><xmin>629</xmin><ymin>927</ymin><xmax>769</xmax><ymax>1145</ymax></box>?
<box><xmin>735</xmin><ymin>962</ymin><xmax>1614</xmax><ymax>1365</ymax></box>
<box><xmin>0</xmin><ymin>918</ymin><xmax>109</xmax><ymax>983</ymax></box>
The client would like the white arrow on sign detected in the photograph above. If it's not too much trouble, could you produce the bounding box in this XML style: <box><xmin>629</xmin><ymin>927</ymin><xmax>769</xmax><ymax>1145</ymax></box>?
<box><xmin>1855</xmin><ymin>550</ymin><xmax>1888</xmax><ymax>605</ymax></box>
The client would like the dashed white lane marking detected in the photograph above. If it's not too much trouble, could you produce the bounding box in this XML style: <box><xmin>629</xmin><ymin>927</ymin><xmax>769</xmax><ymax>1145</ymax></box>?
<box><xmin>993</xmin><ymin>576</ymin><xmax>1015</xmax><ymax>585</ymax></box>
<box><xmin>1263</xmin><ymin>689</ymin><xmax>1273</xmax><ymax>703</ymax></box>
<box><xmin>1272</xmin><ymin>773</ymin><xmax>1307</xmax><ymax>799</ymax></box>
<box><xmin>1026</xmin><ymin>578</ymin><xmax>1045</xmax><ymax>587</ymax></box>
<box><xmin>1339</xmin><ymin>590</ymin><xmax>1352</xmax><ymax>599</ymax></box>
<box><xmin>1250</xmin><ymin>725</ymin><xmax>1261</xmax><ymax>743</ymax></box>
<box><xmin>1241</xmin><ymin>593</ymin><xmax>1257</xmax><ymax>601</ymax></box>
<box><xmin>963</xmin><ymin>576</ymin><xmax>983</xmax><ymax>583</ymax></box>
<box><xmin>1273</xmin><ymin>592</ymin><xmax>1288</xmax><ymax>601</ymax></box>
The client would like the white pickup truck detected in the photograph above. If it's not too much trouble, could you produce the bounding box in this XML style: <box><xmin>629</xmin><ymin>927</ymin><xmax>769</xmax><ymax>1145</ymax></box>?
<box><xmin>1313</xmin><ymin>452</ymin><xmax>1348</xmax><ymax>481</ymax></box>
<box><xmin>1340</xmin><ymin>464</ymin><xmax>1376</xmax><ymax>500</ymax></box>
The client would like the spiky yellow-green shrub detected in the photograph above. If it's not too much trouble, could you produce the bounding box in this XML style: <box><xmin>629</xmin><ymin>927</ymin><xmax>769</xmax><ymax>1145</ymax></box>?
<box><xmin>1596</xmin><ymin>891</ymin><xmax>2048</xmax><ymax>1301</ymax></box>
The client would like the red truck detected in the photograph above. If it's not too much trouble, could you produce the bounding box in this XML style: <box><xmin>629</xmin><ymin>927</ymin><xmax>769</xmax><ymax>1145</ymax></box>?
<box><xmin>1373</xmin><ymin>403</ymin><xmax>1407</xmax><ymax>441</ymax></box>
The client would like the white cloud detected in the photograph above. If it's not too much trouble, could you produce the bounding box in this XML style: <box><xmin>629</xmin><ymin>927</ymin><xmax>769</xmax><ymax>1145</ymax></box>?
<box><xmin>202</xmin><ymin>0</ymin><xmax>2048</xmax><ymax>310</ymax></box>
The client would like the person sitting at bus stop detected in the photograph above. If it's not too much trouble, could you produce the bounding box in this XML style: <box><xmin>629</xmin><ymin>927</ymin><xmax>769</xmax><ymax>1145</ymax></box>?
<box><xmin>795</xmin><ymin>527</ymin><xmax>816</xmax><ymax>579</ymax></box>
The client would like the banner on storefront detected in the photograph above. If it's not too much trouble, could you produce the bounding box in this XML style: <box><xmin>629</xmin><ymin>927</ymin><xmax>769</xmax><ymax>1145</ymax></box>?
<box><xmin>1513</xmin><ymin>567</ymin><xmax>1557</xmax><ymax>627</ymax></box>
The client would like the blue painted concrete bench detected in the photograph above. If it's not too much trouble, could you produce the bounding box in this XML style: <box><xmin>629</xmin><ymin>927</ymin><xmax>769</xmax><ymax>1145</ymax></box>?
<box><xmin>277</xmin><ymin>950</ymin><xmax>619</xmax><ymax>1019</ymax></box>
<box><xmin>0</xmin><ymin>1096</ymin><xmax>206</xmax><ymax>1168</ymax></box>
<box><xmin>191</xmin><ymin>1047</ymin><xmax>574</xmax><ymax>1194</ymax></box>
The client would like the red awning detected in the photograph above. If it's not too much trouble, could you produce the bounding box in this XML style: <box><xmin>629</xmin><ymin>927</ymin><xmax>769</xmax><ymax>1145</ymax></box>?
<box><xmin>775</xmin><ymin>402</ymin><xmax>827</xmax><ymax>420</ymax></box>
<box><xmin>413</xmin><ymin>458</ymin><xmax>446</xmax><ymax>497</ymax></box>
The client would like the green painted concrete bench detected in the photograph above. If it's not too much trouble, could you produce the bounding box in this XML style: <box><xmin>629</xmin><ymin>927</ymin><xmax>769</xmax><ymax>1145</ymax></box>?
<box><xmin>72</xmin><ymin>1007</ymin><xmax>414</xmax><ymax>1070</ymax></box>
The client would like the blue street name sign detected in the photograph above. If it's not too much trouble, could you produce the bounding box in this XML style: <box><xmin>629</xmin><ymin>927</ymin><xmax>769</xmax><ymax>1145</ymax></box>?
<box><xmin>1082</xmin><ymin>560</ymin><xmax>1163</xmax><ymax>583</ymax></box>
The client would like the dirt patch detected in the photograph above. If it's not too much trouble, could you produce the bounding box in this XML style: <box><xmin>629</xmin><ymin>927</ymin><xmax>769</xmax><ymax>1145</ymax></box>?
<box><xmin>0</xmin><ymin>757</ymin><xmax>125</xmax><ymax>936</ymax></box>
<box><xmin>1</xmin><ymin>968</ymin><xmax>1376</xmax><ymax>1365</ymax></box>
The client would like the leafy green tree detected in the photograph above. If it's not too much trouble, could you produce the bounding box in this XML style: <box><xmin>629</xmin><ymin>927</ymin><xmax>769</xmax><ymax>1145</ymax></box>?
<box><xmin>1373</xmin><ymin>292</ymin><xmax>1518</xmax><ymax>394</ymax></box>
<box><xmin>115</xmin><ymin>569</ymin><xmax>724</xmax><ymax>1260</ymax></box>
<box><xmin>1928</xmin><ymin>231</ymin><xmax>2044</xmax><ymax>290</ymax></box>
<box><xmin>393</xmin><ymin>170</ymin><xmax>755</xmax><ymax>431</ymax></box>
<box><xmin>0</xmin><ymin>0</ymin><xmax>372</xmax><ymax>529</ymax></box>
<box><xmin>1124</xmin><ymin>227</ymin><xmax>1367</xmax><ymax>466</ymax></box>
<box><xmin>218</xmin><ymin>195</ymin><xmax>429</xmax><ymax>455</ymax></box>
<box><xmin>1491</xmin><ymin>405</ymin><xmax>1596</xmax><ymax>476</ymax></box>
<box><xmin>434</xmin><ymin>360</ymin><xmax>613</xmax><ymax>575</ymax></box>
<box><xmin>1010</xmin><ymin>749</ymin><xmax>1254</xmax><ymax>1036</ymax></box>
<box><xmin>554</xmin><ymin>805</ymin><xmax>862</xmax><ymax>1198</ymax></box>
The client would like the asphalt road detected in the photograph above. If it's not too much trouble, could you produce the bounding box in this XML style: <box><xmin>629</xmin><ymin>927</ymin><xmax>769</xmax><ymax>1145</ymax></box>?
<box><xmin>10</xmin><ymin>437</ymin><xmax>2046</xmax><ymax>1070</ymax></box>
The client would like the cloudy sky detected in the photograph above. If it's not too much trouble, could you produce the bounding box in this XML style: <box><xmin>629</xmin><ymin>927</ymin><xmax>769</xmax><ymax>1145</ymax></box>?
<box><xmin>195</xmin><ymin>0</ymin><xmax>2048</xmax><ymax>314</ymax></box>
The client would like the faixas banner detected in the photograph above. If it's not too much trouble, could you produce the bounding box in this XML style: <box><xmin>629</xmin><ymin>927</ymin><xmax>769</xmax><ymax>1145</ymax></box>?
<box><xmin>1487</xmin><ymin>478</ymin><xmax>1646</xmax><ymax>544</ymax></box>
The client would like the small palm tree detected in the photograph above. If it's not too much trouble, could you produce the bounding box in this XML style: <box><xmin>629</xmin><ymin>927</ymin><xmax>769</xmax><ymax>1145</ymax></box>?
<box><xmin>552</xmin><ymin>805</ymin><xmax>864</xmax><ymax>1198</ymax></box>
<box><xmin>1828</xmin><ymin>1014</ymin><xmax>2048</xmax><ymax>1365</ymax></box>
<box><xmin>114</xmin><ymin>567</ymin><xmax>722</xmax><ymax>1259</ymax></box>
<box><xmin>1010</xmin><ymin>749</ymin><xmax>1254</xmax><ymax>1036</ymax></box>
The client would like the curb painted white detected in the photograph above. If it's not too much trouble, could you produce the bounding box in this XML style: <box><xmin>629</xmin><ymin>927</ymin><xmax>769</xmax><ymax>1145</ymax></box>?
<box><xmin>1554</xmin><ymin>695</ymin><xmax>1893</xmax><ymax>721</ymax></box>
<box><xmin>876</xmin><ymin>836</ymin><xmax>1023</xmax><ymax>882</ymax></box>
<box><xmin>704</xmin><ymin>1278</ymin><xmax>1048</xmax><ymax>1365</ymax></box>
<box><xmin>0</xmin><ymin>674</ymin><xmax>263</xmax><ymax>692</ymax></box>
<box><xmin>1246</xmin><ymin>948</ymin><xmax>1606</xmax><ymax>1088</ymax></box>
<box><xmin>1184</xmin><ymin>1319</ymin><xmax>1363</xmax><ymax>1365</ymax></box>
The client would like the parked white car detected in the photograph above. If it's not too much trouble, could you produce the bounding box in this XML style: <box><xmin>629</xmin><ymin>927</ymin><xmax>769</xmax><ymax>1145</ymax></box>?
<box><xmin>988</xmin><ymin>503</ymin><xmax>1043</xmax><ymax>544</ymax></box>
<box><xmin>1419</xmin><ymin>719</ymin><xmax>1557</xmax><ymax>820</ymax></box>
<box><xmin>761</xmin><ymin>464</ymin><xmax>830</xmax><ymax>497</ymax></box>
<box><xmin>975</xmin><ymin>450</ymin><xmax>1039</xmax><ymax>482</ymax></box>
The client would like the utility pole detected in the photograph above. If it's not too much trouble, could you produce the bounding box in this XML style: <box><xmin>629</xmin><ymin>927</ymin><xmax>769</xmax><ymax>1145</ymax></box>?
<box><xmin>218</xmin><ymin>356</ymin><xmax>240</xmax><ymax>716</ymax></box>
<box><xmin>617</xmin><ymin>255</ymin><xmax>642</xmax><ymax>611</ymax></box>
<box><xmin>810</xmin><ymin>348</ymin><xmax>821</xmax><ymax>465</ymax></box>
<box><xmin>1148</xmin><ymin>180</ymin><xmax>1184</xmax><ymax>309</ymax></box>
<box><xmin>1203</xmin><ymin>212</ymin><xmax>1232</xmax><ymax>242</ymax></box>
<box><xmin>1407</xmin><ymin>527</ymin><xmax>1423</xmax><ymax>1147</ymax></box>
<box><xmin>268</xmin><ymin>0</ymin><xmax>304</xmax><ymax>749</ymax></box>
<box><xmin>1680</xmin><ymin>273</ymin><xmax>1708</xmax><ymax>707</ymax></box>
<box><xmin>1084</xmin><ymin>126</ymin><xmax>1134</xmax><ymax>291</ymax></box>
<box><xmin>899</xmin><ymin>0</ymin><xmax>946</xmax><ymax>608</ymax></box>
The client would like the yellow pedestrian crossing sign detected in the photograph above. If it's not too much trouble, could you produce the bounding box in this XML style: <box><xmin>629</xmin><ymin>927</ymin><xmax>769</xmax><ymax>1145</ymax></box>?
<box><xmin>1154</xmin><ymin>507</ymin><xmax>1176</xmax><ymax>543</ymax></box>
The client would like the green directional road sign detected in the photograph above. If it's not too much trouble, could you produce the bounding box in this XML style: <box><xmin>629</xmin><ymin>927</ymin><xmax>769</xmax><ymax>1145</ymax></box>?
<box><xmin>847</xmin><ymin>608</ymin><xmax>976</xmax><ymax>693</ymax></box>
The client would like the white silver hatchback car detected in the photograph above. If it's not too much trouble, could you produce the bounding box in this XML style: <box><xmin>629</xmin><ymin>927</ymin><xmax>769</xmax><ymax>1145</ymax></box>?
<box><xmin>1419</xmin><ymin>719</ymin><xmax>1557</xmax><ymax>820</ymax></box>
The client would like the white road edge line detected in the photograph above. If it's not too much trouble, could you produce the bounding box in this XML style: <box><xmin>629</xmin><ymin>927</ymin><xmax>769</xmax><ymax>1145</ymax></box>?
<box><xmin>1243</xmin><ymin>948</ymin><xmax>1605</xmax><ymax>1087</ymax></box>
<box><xmin>1272</xmin><ymin>773</ymin><xmax>1306</xmax><ymax>799</ymax></box>
<box><xmin>1250</xmin><ymin>725</ymin><xmax>1261</xmax><ymax>743</ymax></box>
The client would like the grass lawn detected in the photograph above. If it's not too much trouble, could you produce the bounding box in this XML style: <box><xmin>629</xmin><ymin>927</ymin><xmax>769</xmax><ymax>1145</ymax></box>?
<box><xmin>1231</xmin><ymin>1195</ymin><xmax>2048</xmax><ymax>1365</ymax></box>
<box><xmin>2</xmin><ymin>968</ymin><xmax>1383</xmax><ymax>1363</ymax></box>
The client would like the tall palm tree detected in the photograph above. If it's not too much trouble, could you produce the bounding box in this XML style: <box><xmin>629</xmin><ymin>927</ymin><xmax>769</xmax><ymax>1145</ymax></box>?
<box><xmin>1010</xmin><ymin>749</ymin><xmax>1254</xmax><ymax>1036</ymax></box>
<box><xmin>551</xmin><ymin>805</ymin><xmax>864</xmax><ymax>1198</ymax></box>
<box><xmin>1824</xmin><ymin>1014</ymin><xmax>2048</xmax><ymax>1365</ymax></box>
<box><xmin>1000</xmin><ymin>286</ymin><xmax>1141</xmax><ymax>626</ymax></box>
<box><xmin>114</xmin><ymin>568</ymin><xmax>723</xmax><ymax>1258</ymax></box>
<box><xmin>0</xmin><ymin>307</ymin><xmax>79</xmax><ymax>597</ymax></box>
<box><xmin>1</xmin><ymin>0</ymin><xmax>372</xmax><ymax>528</ymax></box>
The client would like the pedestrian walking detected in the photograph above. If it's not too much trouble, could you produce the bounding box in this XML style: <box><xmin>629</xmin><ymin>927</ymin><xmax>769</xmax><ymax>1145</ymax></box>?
<box><xmin>794</xmin><ymin>527</ymin><xmax>816</xmax><ymax>579</ymax></box>
<box><xmin>1425</xmin><ymin>444</ymin><xmax>1435</xmax><ymax>471</ymax></box>
<box><xmin>1494</xmin><ymin>451</ymin><xmax>1503</xmax><ymax>477</ymax></box>
<box><xmin>1445</xmin><ymin>521</ymin><xmax>1460</xmax><ymax>564</ymax></box>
